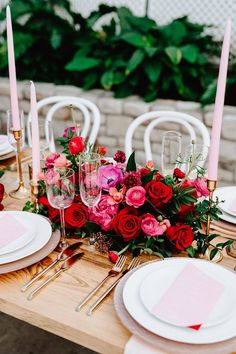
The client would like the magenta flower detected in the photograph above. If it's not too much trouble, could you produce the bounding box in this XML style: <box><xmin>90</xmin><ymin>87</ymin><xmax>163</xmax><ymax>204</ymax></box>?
<box><xmin>99</xmin><ymin>165</ymin><xmax>123</xmax><ymax>191</ymax></box>
<box><xmin>54</xmin><ymin>155</ymin><xmax>70</xmax><ymax>168</ymax></box>
<box><xmin>125</xmin><ymin>186</ymin><xmax>146</xmax><ymax>208</ymax></box>
<box><xmin>141</xmin><ymin>214</ymin><xmax>169</xmax><ymax>237</ymax></box>
<box><xmin>89</xmin><ymin>195</ymin><xmax>118</xmax><ymax>231</ymax></box>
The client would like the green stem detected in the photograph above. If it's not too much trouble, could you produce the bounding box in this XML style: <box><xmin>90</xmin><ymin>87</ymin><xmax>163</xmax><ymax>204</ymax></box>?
<box><xmin>118</xmin><ymin>243</ymin><xmax>131</xmax><ymax>255</ymax></box>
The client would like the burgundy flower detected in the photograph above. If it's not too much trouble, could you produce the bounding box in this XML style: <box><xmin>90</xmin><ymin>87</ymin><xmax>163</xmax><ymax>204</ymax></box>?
<box><xmin>114</xmin><ymin>150</ymin><xmax>126</xmax><ymax>163</ymax></box>
<box><xmin>122</xmin><ymin>171</ymin><xmax>142</xmax><ymax>190</ymax></box>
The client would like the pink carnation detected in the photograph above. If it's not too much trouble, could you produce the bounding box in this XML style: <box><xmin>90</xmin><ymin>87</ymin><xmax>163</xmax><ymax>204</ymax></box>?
<box><xmin>191</xmin><ymin>178</ymin><xmax>209</xmax><ymax>198</ymax></box>
<box><xmin>126</xmin><ymin>186</ymin><xmax>146</xmax><ymax>208</ymax></box>
<box><xmin>89</xmin><ymin>195</ymin><xmax>118</xmax><ymax>231</ymax></box>
<box><xmin>44</xmin><ymin>169</ymin><xmax>60</xmax><ymax>185</ymax></box>
<box><xmin>141</xmin><ymin>214</ymin><xmax>169</xmax><ymax>236</ymax></box>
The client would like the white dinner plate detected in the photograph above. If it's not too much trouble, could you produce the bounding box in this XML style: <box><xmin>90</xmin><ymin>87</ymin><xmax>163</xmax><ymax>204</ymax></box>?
<box><xmin>0</xmin><ymin>135</ymin><xmax>10</xmax><ymax>152</ymax></box>
<box><xmin>139</xmin><ymin>262</ymin><xmax>235</xmax><ymax>329</ymax></box>
<box><xmin>123</xmin><ymin>258</ymin><xmax>236</xmax><ymax>344</ymax></box>
<box><xmin>0</xmin><ymin>145</ymin><xmax>14</xmax><ymax>156</ymax></box>
<box><xmin>0</xmin><ymin>212</ymin><xmax>36</xmax><ymax>255</ymax></box>
<box><xmin>0</xmin><ymin>211</ymin><xmax>52</xmax><ymax>265</ymax></box>
<box><xmin>214</xmin><ymin>187</ymin><xmax>236</xmax><ymax>224</ymax></box>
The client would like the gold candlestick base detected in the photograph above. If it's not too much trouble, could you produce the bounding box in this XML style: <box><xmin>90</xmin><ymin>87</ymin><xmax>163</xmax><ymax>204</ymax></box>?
<box><xmin>9</xmin><ymin>130</ymin><xmax>29</xmax><ymax>200</ymax></box>
<box><xmin>30</xmin><ymin>182</ymin><xmax>39</xmax><ymax>213</ymax></box>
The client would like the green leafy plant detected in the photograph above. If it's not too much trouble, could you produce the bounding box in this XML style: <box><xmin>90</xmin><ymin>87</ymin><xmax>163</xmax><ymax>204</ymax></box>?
<box><xmin>0</xmin><ymin>1</ymin><xmax>234</xmax><ymax>105</ymax></box>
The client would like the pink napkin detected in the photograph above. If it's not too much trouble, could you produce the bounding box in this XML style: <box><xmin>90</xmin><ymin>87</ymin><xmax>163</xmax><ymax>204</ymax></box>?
<box><xmin>0</xmin><ymin>214</ymin><xmax>27</xmax><ymax>249</ymax></box>
<box><xmin>152</xmin><ymin>263</ymin><xmax>224</xmax><ymax>330</ymax></box>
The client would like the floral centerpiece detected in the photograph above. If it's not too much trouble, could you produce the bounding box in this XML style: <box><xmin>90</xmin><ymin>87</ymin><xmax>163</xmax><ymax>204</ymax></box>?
<box><xmin>24</xmin><ymin>128</ymin><xmax>232</xmax><ymax>262</ymax></box>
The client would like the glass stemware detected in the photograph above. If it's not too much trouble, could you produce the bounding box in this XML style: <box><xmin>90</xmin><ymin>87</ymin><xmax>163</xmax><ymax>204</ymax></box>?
<box><xmin>161</xmin><ymin>131</ymin><xmax>182</xmax><ymax>176</ymax></box>
<box><xmin>79</xmin><ymin>152</ymin><xmax>102</xmax><ymax>247</ymax></box>
<box><xmin>182</xmin><ymin>143</ymin><xmax>209</xmax><ymax>178</ymax></box>
<box><xmin>45</xmin><ymin>167</ymin><xmax>75</xmax><ymax>249</ymax></box>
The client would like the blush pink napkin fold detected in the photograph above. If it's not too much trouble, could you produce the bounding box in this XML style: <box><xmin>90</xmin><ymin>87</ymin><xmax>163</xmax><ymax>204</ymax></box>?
<box><xmin>0</xmin><ymin>214</ymin><xmax>27</xmax><ymax>248</ymax></box>
<box><xmin>151</xmin><ymin>263</ymin><xmax>224</xmax><ymax>330</ymax></box>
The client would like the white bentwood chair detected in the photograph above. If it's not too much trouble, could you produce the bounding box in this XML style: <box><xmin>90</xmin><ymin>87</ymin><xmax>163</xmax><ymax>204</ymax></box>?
<box><xmin>125</xmin><ymin>111</ymin><xmax>210</xmax><ymax>164</ymax></box>
<box><xmin>27</xmin><ymin>96</ymin><xmax>101</xmax><ymax>152</ymax></box>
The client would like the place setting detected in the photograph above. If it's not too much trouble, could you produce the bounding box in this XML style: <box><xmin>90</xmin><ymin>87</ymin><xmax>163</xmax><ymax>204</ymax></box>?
<box><xmin>114</xmin><ymin>257</ymin><xmax>236</xmax><ymax>353</ymax></box>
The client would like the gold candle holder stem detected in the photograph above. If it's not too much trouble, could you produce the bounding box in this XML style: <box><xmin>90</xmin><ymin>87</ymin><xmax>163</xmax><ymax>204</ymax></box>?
<box><xmin>206</xmin><ymin>179</ymin><xmax>217</xmax><ymax>236</ymax></box>
<box><xmin>30</xmin><ymin>182</ymin><xmax>39</xmax><ymax>213</ymax></box>
<box><xmin>9</xmin><ymin>130</ymin><xmax>29</xmax><ymax>199</ymax></box>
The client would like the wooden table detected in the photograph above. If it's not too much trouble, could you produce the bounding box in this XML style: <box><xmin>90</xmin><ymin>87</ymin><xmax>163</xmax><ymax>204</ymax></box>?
<box><xmin>0</xmin><ymin>168</ymin><xmax>236</xmax><ymax>354</ymax></box>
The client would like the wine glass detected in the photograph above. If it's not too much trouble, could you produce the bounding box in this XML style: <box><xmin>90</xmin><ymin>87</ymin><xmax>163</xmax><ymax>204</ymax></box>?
<box><xmin>161</xmin><ymin>131</ymin><xmax>182</xmax><ymax>176</ymax></box>
<box><xmin>79</xmin><ymin>152</ymin><xmax>102</xmax><ymax>247</ymax></box>
<box><xmin>182</xmin><ymin>143</ymin><xmax>209</xmax><ymax>178</ymax></box>
<box><xmin>45</xmin><ymin>167</ymin><xmax>75</xmax><ymax>249</ymax></box>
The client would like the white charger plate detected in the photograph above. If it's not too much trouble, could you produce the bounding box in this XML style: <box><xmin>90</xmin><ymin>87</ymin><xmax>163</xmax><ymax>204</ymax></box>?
<box><xmin>123</xmin><ymin>258</ymin><xmax>236</xmax><ymax>344</ymax></box>
<box><xmin>0</xmin><ymin>211</ymin><xmax>52</xmax><ymax>265</ymax></box>
<box><xmin>0</xmin><ymin>145</ymin><xmax>14</xmax><ymax>156</ymax></box>
<box><xmin>139</xmin><ymin>262</ymin><xmax>235</xmax><ymax>329</ymax></box>
<box><xmin>0</xmin><ymin>212</ymin><xmax>36</xmax><ymax>255</ymax></box>
<box><xmin>214</xmin><ymin>187</ymin><xmax>236</xmax><ymax>224</ymax></box>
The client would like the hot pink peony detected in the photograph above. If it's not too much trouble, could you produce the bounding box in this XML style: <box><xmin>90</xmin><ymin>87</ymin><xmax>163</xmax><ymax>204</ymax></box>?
<box><xmin>89</xmin><ymin>195</ymin><xmax>118</xmax><ymax>231</ymax></box>
<box><xmin>63</xmin><ymin>126</ymin><xmax>77</xmax><ymax>138</ymax></box>
<box><xmin>99</xmin><ymin>165</ymin><xmax>123</xmax><ymax>191</ymax></box>
<box><xmin>126</xmin><ymin>186</ymin><xmax>146</xmax><ymax>208</ymax></box>
<box><xmin>191</xmin><ymin>178</ymin><xmax>209</xmax><ymax>198</ymax></box>
<box><xmin>141</xmin><ymin>214</ymin><xmax>169</xmax><ymax>236</ymax></box>
<box><xmin>45</xmin><ymin>153</ymin><xmax>60</xmax><ymax>168</ymax></box>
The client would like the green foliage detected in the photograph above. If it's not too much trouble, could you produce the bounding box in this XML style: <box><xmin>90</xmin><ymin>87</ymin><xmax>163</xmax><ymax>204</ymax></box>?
<box><xmin>1</xmin><ymin>1</ymin><xmax>235</xmax><ymax>105</ymax></box>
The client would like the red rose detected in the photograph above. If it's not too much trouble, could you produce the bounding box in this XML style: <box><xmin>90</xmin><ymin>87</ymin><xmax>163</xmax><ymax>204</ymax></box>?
<box><xmin>48</xmin><ymin>206</ymin><xmax>60</xmax><ymax>222</ymax></box>
<box><xmin>97</xmin><ymin>146</ymin><xmax>107</xmax><ymax>156</ymax></box>
<box><xmin>139</xmin><ymin>167</ymin><xmax>150</xmax><ymax>177</ymax></box>
<box><xmin>38</xmin><ymin>196</ymin><xmax>51</xmax><ymax>208</ymax></box>
<box><xmin>166</xmin><ymin>223</ymin><xmax>194</xmax><ymax>251</ymax></box>
<box><xmin>68</xmin><ymin>136</ymin><xmax>85</xmax><ymax>155</ymax></box>
<box><xmin>154</xmin><ymin>172</ymin><xmax>164</xmax><ymax>181</ymax></box>
<box><xmin>108</xmin><ymin>251</ymin><xmax>119</xmax><ymax>263</ymax></box>
<box><xmin>178</xmin><ymin>203</ymin><xmax>195</xmax><ymax>221</ymax></box>
<box><xmin>65</xmin><ymin>203</ymin><xmax>88</xmax><ymax>228</ymax></box>
<box><xmin>112</xmin><ymin>207</ymin><xmax>141</xmax><ymax>242</ymax></box>
<box><xmin>145</xmin><ymin>180</ymin><xmax>172</xmax><ymax>207</ymax></box>
<box><xmin>173</xmin><ymin>168</ymin><xmax>185</xmax><ymax>179</ymax></box>
<box><xmin>0</xmin><ymin>183</ymin><xmax>4</xmax><ymax>202</ymax></box>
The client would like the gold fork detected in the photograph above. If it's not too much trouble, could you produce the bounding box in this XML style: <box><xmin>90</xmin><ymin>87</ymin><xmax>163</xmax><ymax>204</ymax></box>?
<box><xmin>86</xmin><ymin>257</ymin><xmax>141</xmax><ymax>316</ymax></box>
<box><xmin>75</xmin><ymin>255</ymin><xmax>127</xmax><ymax>312</ymax></box>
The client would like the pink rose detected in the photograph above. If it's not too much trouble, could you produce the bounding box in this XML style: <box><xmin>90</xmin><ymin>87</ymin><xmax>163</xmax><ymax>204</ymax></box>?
<box><xmin>54</xmin><ymin>155</ymin><xmax>70</xmax><ymax>168</ymax></box>
<box><xmin>141</xmin><ymin>214</ymin><xmax>168</xmax><ymax>236</ymax></box>
<box><xmin>146</xmin><ymin>160</ymin><xmax>154</xmax><ymax>169</ymax></box>
<box><xmin>89</xmin><ymin>195</ymin><xmax>118</xmax><ymax>231</ymax></box>
<box><xmin>45</xmin><ymin>153</ymin><xmax>60</xmax><ymax>168</ymax></box>
<box><xmin>160</xmin><ymin>219</ymin><xmax>171</xmax><ymax>232</ymax></box>
<box><xmin>191</xmin><ymin>178</ymin><xmax>209</xmax><ymax>198</ymax></box>
<box><xmin>37</xmin><ymin>171</ymin><xmax>45</xmax><ymax>181</ymax></box>
<box><xmin>44</xmin><ymin>169</ymin><xmax>60</xmax><ymax>185</ymax></box>
<box><xmin>63</xmin><ymin>126</ymin><xmax>77</xmax><ymax>138</ymax></box>
<box><xmin>99</xmin><ymin>165</ymin><xmax>123</xmax><ymax>191</ymax></box>
<box><xmin>125</xmin><ymin>186</ymin><xmax>146</xmax><ymax>208</ymax></box>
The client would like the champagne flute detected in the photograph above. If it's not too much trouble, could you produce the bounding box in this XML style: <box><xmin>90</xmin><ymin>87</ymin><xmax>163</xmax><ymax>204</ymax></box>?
<box><xmin>79</xmin><ymin>153</ymin><xmax>102</xmax><ymax>247</ymax></box>
<box><xmin>182</xmin><ymin>143</ymin><xmax>209</xmax><ymax>178</ymax></box>
<box><xmin>45</xmin><ymin>167</ymin><xmax>75</xmax><ymax>249</ymax></box>
<box><xmin>161</xmin><ymin>131</ymin><xmax>182</xmax><ymax>176</ymax></box>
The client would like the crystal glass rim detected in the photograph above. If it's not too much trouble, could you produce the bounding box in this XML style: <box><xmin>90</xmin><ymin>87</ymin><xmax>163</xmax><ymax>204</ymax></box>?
<box><xmin>79</xmin><ymin>152</ymin><xmax>101</xmax><ymax>162</ymax></box>
<box><xmin>163</xmin><ymin>130</ymin><xmax>182</xmax><ymax>138</ymax></box>
<box><xmin>54</xmin><ymin>167</ymin><xmax>75</xmax><ymax>179</ymax></box>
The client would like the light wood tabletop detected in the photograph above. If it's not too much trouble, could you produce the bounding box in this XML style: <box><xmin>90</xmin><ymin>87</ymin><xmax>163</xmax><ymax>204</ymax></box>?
<box><xmin>0</xmin><ymin>167</ymin><xmax>236</xmax><ymax>354</ymax></box>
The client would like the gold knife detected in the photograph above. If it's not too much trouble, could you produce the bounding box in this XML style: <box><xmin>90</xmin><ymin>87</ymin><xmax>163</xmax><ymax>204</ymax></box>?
<box><xmin>27</xmin><ymin>252</ymin><xmax>84</xmax><ymax>300</ymax></box>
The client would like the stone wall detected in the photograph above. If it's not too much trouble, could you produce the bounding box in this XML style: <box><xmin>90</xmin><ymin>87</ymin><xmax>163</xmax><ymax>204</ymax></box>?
<box><xmin>0</xmin><ymin>77</ymin><xmax>236</xmax><ymax>186</ymax></box>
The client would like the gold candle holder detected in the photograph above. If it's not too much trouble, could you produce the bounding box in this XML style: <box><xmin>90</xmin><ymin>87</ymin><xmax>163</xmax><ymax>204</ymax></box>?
<box><xmin>9</xmin><ymin>130</ymin><xmax>30</xmax><ymax>199</ymax></box>
<box><xmin>226</xmin><ymin>241</ymin><xmax>236</xmax><ymax>259</ymax></box>
<box><xmin>30</xmin><ymin>181</ymin><xmax>39</xmax><ymax>213</ymax></box>
<box><xmin>204</xmin><ymin>179</ymin><xmax>223</xmax><ymax>263</ymax></box>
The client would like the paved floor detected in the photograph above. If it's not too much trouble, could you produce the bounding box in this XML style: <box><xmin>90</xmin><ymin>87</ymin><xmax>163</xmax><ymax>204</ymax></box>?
<box><xmin>0</xmin><ymin>312</ymin><xmax>97</xmax><ymax>354</ymax></box>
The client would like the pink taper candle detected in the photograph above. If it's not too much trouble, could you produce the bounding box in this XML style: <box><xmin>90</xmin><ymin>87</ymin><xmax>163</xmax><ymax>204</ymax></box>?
<box><xmin>6</xmin><ymin>6</ymin><xmax>20</xmax><ymax>131</ymax></box>
<box><xmin>30</xmin><ymin>81</ymin><xmax>41</xmax><ymax>184</ymax></box>
<box><xmin>208</xmin><ymin>19</ymin><xmax>231</xmax><ymax>181</ymax></box>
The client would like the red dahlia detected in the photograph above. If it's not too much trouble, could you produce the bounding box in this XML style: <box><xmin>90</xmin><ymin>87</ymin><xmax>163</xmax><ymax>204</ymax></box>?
<box><xmin>114</xmin><ymin>150</ymin><xmax>126</xmax><ymax>163</ymax></box>
<box><xmin>122</xmin><ymin>171</ymin><xmax>142</xmax><ymax>189</ymax></box>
